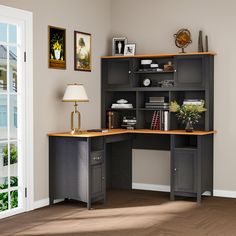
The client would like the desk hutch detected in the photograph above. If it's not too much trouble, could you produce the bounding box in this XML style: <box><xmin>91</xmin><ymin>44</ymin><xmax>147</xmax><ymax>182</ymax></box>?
<box><xmin>48</xmin><ymin>52</ymin><xmax>216</xmax><ymax>209</ymax></box>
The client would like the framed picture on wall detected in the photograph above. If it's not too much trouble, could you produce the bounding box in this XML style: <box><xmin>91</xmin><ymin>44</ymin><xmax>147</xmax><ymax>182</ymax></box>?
<box><xmin>48</xmin><ymin>26</ymin><xmax>66</xmax><ymax>69</ymax></box>
<box><xmin>74</xmin><ymin>31</ymin><xmax>92</xmax><ymax>71</ymax></box>
<box><xmin>112</xmin><ymin>37</ymin><xmax>127</xmax><ymax>56</ymax></box>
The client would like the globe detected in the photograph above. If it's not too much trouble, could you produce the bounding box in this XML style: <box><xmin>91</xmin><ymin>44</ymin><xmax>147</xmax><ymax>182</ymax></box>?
<box><xmin>174</xmin><ymin>29</ymin><xmax>192</xmax><ymax>53</ymax></box>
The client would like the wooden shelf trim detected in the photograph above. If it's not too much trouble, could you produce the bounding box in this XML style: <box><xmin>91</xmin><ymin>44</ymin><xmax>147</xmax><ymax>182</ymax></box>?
<box><xmin>48</xmin><ymin>129</ymin><xmax>217</xmax><ymax>138</ymax></box>
<box><xmin>101</xmin><ymin>52</ymin><xmax>216</xmax><ymax>59</ymax></box>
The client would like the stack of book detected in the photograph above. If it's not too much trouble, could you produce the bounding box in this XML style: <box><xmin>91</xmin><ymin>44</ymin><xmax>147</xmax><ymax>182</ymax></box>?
<box><xmin>150</xmin><ymin>110</ymin><xmax>169</xmax><ymax>131</ymax></box>
<box><xmin>145</xmin><ymin>96</ymin><xmax>169</xmax><ymax>109</ymax></box>
<box><xmin>183</xmin><ymin>99</ymin><xmax>203</xmax><ymax>105</ymax></box>
<box><xmin>121</xmin><ymin>116</ymin><xmax>137</xmax><ymax>129</ymax></box>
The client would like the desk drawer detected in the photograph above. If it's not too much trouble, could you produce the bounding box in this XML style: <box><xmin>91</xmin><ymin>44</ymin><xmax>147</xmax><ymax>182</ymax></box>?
<box><xmin>90</xmin><ymin>150</ymin><xmax>104</xmax><ymax>165</ymax></box>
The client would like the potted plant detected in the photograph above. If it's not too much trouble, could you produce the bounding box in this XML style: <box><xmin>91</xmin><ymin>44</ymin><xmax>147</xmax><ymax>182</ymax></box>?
<box><xmin>169</xmin><ymin>100</ymin><xmax>207</xmax><ymax>132</ymax></box>
<box><xmin>51</xmin><ymin>33</ymin><xmax>63</xmax><ymax>60</ymax></box>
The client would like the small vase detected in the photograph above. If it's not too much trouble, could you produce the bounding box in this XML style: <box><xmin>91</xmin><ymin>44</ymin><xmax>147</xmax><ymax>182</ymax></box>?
<box><xmin>185</xmin><ymin>120</ymin><xmax>194</xmax><ymax>132</ymax></box>
<box><xmin>54</xmin><ymin>49</ymin><xmax>61</xmax><ymax>60</ymax></box>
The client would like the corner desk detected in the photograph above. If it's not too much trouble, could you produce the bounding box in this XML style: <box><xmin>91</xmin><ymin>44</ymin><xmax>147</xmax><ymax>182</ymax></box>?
<box><xmin>48</xmin><ymin>129</ymin><xmax>215</xmax><ymax>209</ymax></box>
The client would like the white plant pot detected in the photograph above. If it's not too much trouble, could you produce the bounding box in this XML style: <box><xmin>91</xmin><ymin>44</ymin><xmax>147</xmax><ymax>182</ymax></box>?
<box><xmin>54</xmin><ymin>50</ymin><xmax>61</xmax><ymax>60</ymax></box>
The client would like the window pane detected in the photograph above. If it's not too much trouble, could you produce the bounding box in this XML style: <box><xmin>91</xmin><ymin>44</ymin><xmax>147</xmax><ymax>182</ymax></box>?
<box><xmin>0</xmin><ymin>95</ymin><xmax>8</xmax><ymax>140</ymax></box>
<box><xmin>10</xmin><ymin>142</ymin><xmax>18</xmax><ymax>188</ymax></box>
<box><xmin>0</xmin><ymin>45</ymin><xmax>8</xmax><ymax>92</ymax></box>
<box><xmin>0</xmin><ymin>192</ymin><xmax>8</xmax><ymax>211</ymax></box>
<box><xmin>9</xmin><ymin>46</ymin><xmax>17</xmax><ymax>93</ymax></box>
<box><xmin>10</xmin><ymin>95</ymin><xmax>17</xmax><ymax>140</ymax></box>
<box><xmin>9</xmin><ymin>25</ymin><xmax>17</xmax><ymax>44</ymax></box>
<box><xmin>0</xmin><ymin>23</ymin><xmax>7</xmax><ymax>43</ymax></box>
<box><xmin>10</xmin><ymin>190</ymin><xmax>18</xmax><ymax>209</ymax></box>
<box><xmin>0</xmin><ymin>143</ymin><xmax>9</xmax><ymax>191</ymax></box>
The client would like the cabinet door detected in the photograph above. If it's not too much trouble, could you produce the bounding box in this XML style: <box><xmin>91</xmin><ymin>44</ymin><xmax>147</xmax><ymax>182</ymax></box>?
<box><xmin>91</xmin><ymin>163</ymin><xmax>105</xmax><ymax>199</ymax></box>
<box><xmin>173</xmin><ymin>149</ymin><xmax>197</xmax><ymax>193</ymax></box>
<box><xmin>103</xmin><ymin>58</ymin><xmax>133</xmax><ymax>88</ymax></box>
<box><xmin>174</xmin><ymin>55</ymin><xmax>205</xmax><ymax>88</ymax></box>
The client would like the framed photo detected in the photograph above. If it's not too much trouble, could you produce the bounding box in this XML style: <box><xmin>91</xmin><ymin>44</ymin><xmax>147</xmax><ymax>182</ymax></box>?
<box><xmin>48</xmin><ymin>26</ymin><xmax>66</xmax><ymax>69</ymax></box>
<box><xmin>112</xmin><ymin>37</ymin><xmax>127</xmax><ymax>56</ymax></box>
<box><xmin>74</xmin><ymin>31</ymin><xmax>91</xmax><ymax>71</ymax></box>
<box><xmin>124</xmin><ymin>44</ymin><xmax>136</xmax><ymax>56</ymax></box>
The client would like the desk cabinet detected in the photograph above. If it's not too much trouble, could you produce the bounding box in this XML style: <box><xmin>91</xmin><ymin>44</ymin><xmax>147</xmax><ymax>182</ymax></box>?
<box><xmin>170</xmin><ymin>134</ymin><xmax>213</xmax><ymax>203</ymax></box>
<box><xmin>90</xmin><ymin>151</ymin><xmax>105</xmax><ymax>202</ymax></box>
<box><xmin>173</xmin><ymin>148</ymin><xmax>197</xmax><ymax>193</ymax></box>
<box><xmin>49</xmin><ymin>137</ymin><xmax>106</xmax><ymax>209</ymax></box>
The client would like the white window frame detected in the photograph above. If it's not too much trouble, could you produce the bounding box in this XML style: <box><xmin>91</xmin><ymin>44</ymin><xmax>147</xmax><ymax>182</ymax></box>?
<box><xmin>0</xmin><ymin>4</ymin><xmax>33</xmax><ymax>218</ymax></box>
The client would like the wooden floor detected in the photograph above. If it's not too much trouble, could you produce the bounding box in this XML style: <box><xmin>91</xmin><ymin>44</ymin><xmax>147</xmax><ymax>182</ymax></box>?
<box><xmin>1</xmin><ymin>189</ymin><xmax>236</xmax><ymax>236</ymax></box>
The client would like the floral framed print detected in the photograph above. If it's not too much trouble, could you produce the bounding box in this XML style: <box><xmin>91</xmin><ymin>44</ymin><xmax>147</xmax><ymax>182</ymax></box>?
<box><xmin>48</xmin><ymin>26</ymin><xmax>66</xmax><ymax>69</ymax></box>
<box><xmin>74</xmin><ymin>31</ymin><xmax>91</xmax><ymax>72</ymax></box>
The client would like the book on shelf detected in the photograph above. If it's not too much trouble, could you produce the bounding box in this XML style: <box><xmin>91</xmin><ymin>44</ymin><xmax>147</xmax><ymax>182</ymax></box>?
<box><xmin>145</xmin><ymin>102</ymin><xmax>169</xmax><ymax>109</ymax></box>
<box><xmin>145</xmin><ymin>105</ymin><xmax>169</xmax><ymax>109</ymax></box>
<box><xmin>149</xmin><ymin>96</ymin><xmax>165</xmax><ymax>103</ymax></box>
<box><xmin>145</xmin><ymin>102</ymin><xmax>169</xmax><ymax>106</ymax></box>
<box><xmin>87</xmin><ymin>129</ymin><xmax>109</xmax><ymax>133</ymax></box>
<box><xmin>150</xmin><ymin>110</ymin><xmax>169</xmax><ymax>131</ymax></box>
<box><xmin>183</xmin><ymin>99</ymin><xmax>203</xmax><ymax>105</ymax></box>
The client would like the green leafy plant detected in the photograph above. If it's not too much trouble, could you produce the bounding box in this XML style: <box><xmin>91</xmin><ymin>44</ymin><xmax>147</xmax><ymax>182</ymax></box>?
<box><xmin>170</xmin><ymin>100</ymin><xmax>207</xmax><ymax>124</ymax></box>
<box><xmin>0</xmin><ymin>177</ymin><xmax>18</xmax><ymax>211</ymax></box>
<box><xmin>2</xmin><ymin>144</ymin><xmax>17</xmax><ymax>166</ymax></box>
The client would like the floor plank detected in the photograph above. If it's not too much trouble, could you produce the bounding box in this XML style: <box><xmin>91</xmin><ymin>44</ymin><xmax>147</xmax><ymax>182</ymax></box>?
<box><xmin>1</xmin><ymin>190</ymin><xmax>236</xmax><ymax>236</ymax></box>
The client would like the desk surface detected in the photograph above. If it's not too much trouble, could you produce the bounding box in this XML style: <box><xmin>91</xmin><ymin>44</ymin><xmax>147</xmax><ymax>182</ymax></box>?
<box><xmin>48</xmin><ymin>129</ymin><xmax>216</xmax><ymax>138</ymax></box>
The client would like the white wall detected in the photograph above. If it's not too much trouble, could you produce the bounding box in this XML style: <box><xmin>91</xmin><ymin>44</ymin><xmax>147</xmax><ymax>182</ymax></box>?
<box><xmin>0</xmin><ymin>0</ymin><xmax>111</xmax><ymax>201</ymax></box>
<box><xmin>111</xmin><ymin>0</ymin><xmax>236</xmax><ymax>193</ymax></box>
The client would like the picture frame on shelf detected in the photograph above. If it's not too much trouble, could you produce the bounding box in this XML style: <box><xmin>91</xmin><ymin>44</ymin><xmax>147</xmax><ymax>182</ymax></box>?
<box><xmin>48</xmin><ymin>26</ymin><xmax>66</xmax><ymax>69</ymax></box>
<box><xmin>74</xmin><ymin>31</ymin><xmax>92</xmax><ymax>72</ymax></box>
<box><xmin>112</xmin><ymin>37</ymin><xmax>127</xmax><ymax>56</ymax></box>
<box><xmin>124</xmin><ymin>43</ymin><xmax>136</xmax><ymax>56</ymax></box>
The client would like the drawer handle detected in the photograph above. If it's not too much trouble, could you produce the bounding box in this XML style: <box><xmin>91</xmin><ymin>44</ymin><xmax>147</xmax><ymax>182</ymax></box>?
<box><xmin>93</xmin><ymin>156</ymin><xmax>102</xmax><ymax>161</ymax></box>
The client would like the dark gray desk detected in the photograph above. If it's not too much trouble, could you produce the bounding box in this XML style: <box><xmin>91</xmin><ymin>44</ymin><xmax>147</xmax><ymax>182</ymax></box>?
<box><xmin>48</xmin><ymin>129</ymin><xmax>215</xmax><ymax>208</ymax></box>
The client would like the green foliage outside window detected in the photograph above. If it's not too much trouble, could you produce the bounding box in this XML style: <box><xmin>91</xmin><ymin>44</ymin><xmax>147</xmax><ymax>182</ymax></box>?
<box><xmin>0</xmin><ymin>177</ymin><xmax>18</xmax><ymax>211</ymax></box>
<box><xmin>2</xmin><ymin>144</ymin><xmax>17</xmax><ymax>166</ymax></box>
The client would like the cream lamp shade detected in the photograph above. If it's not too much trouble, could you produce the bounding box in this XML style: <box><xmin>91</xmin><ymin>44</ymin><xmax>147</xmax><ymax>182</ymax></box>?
<box><xmin>62</xmin><ymin>83</ymin><xmax>89</xmax><ymax>134</ymax></box>
<box><xmin>62</xmin><ymin>84</ymin><xmax>89</xmax><ymax>102</ymax></box>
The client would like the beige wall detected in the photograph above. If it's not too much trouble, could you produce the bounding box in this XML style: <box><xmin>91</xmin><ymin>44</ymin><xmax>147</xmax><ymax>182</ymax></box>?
<box><xmin>111</xmin><ymin>0</ymin><xmax>236</xmax><ymax>192</ymax></box>
<box><xmin>1</xmin><ymin>0</ymin><xmax>235</xmax><ymax>203</ymax></box>
<box><xmin>0</xmin><ymin>0</ymin><xmax>111</xmax><ymax>201</ymax></box>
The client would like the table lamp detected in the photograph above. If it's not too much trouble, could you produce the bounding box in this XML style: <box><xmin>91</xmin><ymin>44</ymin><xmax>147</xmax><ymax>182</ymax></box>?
<box><xmin>62</xmin><ymin>83</ymin><xmax>89</xmax><ymax>134</ymax></box>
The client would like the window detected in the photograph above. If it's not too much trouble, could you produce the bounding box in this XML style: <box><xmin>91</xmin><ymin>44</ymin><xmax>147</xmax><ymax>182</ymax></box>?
<box><xmin>0</xmin><ymin>105</ymin><xmax>7</xmax><ymax>127</ymax></box>
<box><xmin>14</xmin><ymin>106</ymin><xmax>17</xmax><ymax>128</ymax></box>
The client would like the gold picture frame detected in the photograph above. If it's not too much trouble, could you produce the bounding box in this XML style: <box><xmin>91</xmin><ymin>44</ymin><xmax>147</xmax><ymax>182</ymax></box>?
<box><xmin>74</xmin><ymin>31</ymin><xmax>91</xmax><ymax>72</ymax></box>
<box><xmin>48</xmin><ymin>26</ymin><xmax>66</xmax><ymax>69</ymax></box>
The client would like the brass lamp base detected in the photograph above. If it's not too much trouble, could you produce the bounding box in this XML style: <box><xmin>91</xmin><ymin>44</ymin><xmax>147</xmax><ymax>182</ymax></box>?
<box><xmin>70</xmin><ymin>102</ymin><xmax>81</xmax><ymax>134</ymax></box>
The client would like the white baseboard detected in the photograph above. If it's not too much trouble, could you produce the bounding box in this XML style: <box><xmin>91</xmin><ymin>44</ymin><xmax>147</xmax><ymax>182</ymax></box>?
<box><xmin>214</xmin><ymin>190</ymin><xmax>236</xmax><ymax>198</ymax></box>
<box><xmin>31</xmin><ymin>187</ymin><xmax>236</xmax><ymax>211</ymax></box>
<box><xmin>33</xmin><ymin>198</ymin><xmax>49</xmax><ymax>210</ymax></box>
<box><xmin>132</xmin><ymin>183</ymin><xmax>236</xmax><ymax>199</ymax></box>
<box><xmin>132</xmin><ymin>183</ymin><xmax>170</xmax><ymax>192</ymax></box>
<box><xmin>53</xmin><ymin>199</ymin><xmax>64</xmax><ymax>204</ymax></box>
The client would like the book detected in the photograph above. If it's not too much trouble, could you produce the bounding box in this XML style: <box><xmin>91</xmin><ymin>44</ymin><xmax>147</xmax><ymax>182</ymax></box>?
<box><xmin>183</xmin><ymin>99</ymin><xmax>202</xmax><ymax>105</ymax></box>
<box><xmin>87</xmin><ymin>129</ymin><xmax>109</xmax><ymax>132</ymax></box>
<box><xmin>150</xmin><ymin>111</ymin><xmax>157</xmax><ymax>130</ymax></box>
<box><xmin>149</xmin><ymin>97</ymin><xmax>165</xmax><ymax>103</ymax></box>
<box><xmin>164</xmin><ymin>111</ymin><xmax>169</xmax><ymax>131</ymax></box>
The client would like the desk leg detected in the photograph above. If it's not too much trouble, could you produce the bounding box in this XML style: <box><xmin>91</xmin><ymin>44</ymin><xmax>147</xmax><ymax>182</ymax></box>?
<box><xmin>170</xmin><ymin>135</ymin><xmax>175</xmax><ymax>201</ymax></box>
<box><xmin>87</xmin><ymin>138</ymin><xmax>92</xmax><ymax>210</ymax></box>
